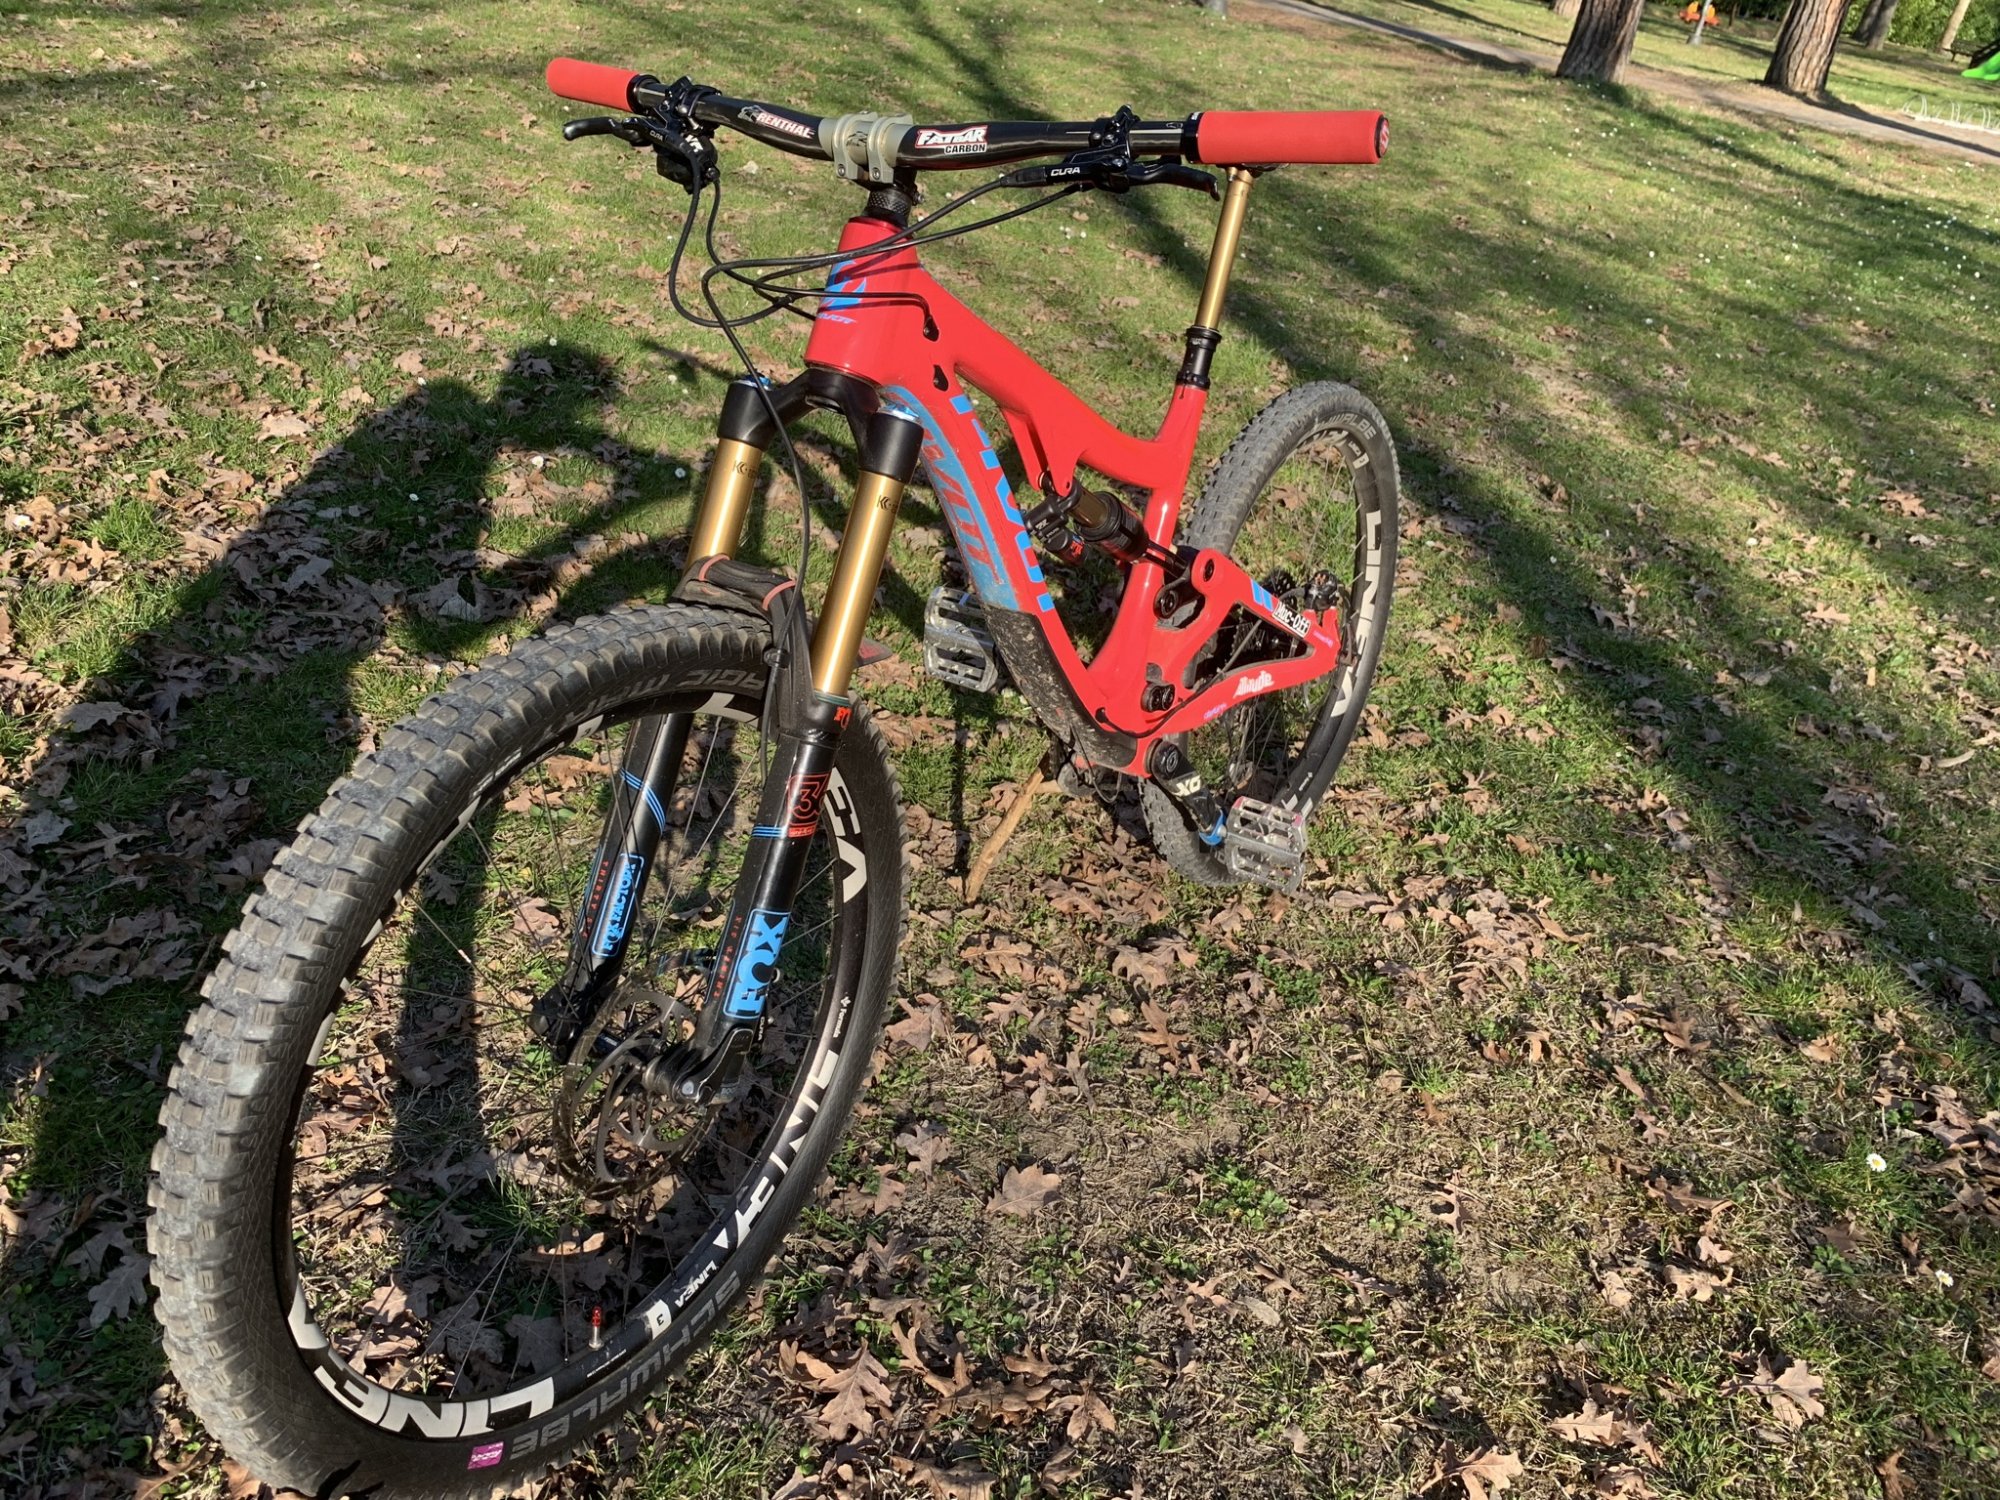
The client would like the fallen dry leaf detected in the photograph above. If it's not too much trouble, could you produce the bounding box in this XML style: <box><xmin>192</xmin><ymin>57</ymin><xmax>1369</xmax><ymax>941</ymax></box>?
<box><xmin>986</xmin><ymin>1163</ymin><xmax>1063</xmax><ymax>1218</ymax></box>
<box><xmin>811</xmin><ymin>1348</ymin><xmax>892</xmax><ymax>1441</ymax></box>
<box><xmin>1663</xmin><ymin>1263</ymin><xmax>1731</xmax><ymax>1302</ymax></box>
<box><xmin>1877</xmin><ymin>1451</ymin><xmax>1911</xmax><ymax>1500</ymax></box>
<box><xmin>1549</xmin><ymin>1399</ymin><xmax>1662</xmax><ymax>1467</ymax></box>
<box><xmin>894</xmin><ymin>1456</ymin><xmax>997</xmax><ymax>1500</ymax></box>
<box><xmin>1798</xmin><ymin>1034</ymin><xmax>1841</xmax><ymax>1064</ymax></box>
<box><xmin>896</xmin><ymin>1121</ymin><xmax>953</xmax><ymax>1178</ymax></box>
<box><xmin>1645</xmin><ymin>1173</ymin><xmax>1732</xmax><ymax>1218</ymax></box>
<box><xmin>1058</xmin><ymin>1387</ymin><xmax>1117</xmax><ymax>1441</ymax></box>
<box><xmin>1726</xmin><ymin>1353</ymin><xmax>1825</xmax><ymax>1428</ymax></box>
<box><xmin>1550</xmin><ymin>1402</ymin><xmax>1623</xmax><ymax>1446</ymax></box>
<box><xmin>85</xmin><ymin>1253</ymin><xmax>152</xmax><ymax>1328</ymax></box>
<box><xmin>1426</xmin><ymin>1442</ymin><xmax>1524</xmax><ymax>1500</ymax></box>
<box><xmin>1111</xmin><ymin>936</ymin><xmax>1196</xmax><ymax>990</ymax></box>
<box><xmin>1135</xmin><ymin>998</ymin><xmax>1188</xmax><ymax>1055</ymax></box>
<box><xmin>257</xmin><ymin>410</ymin><xmax>310</xmax><ymax>440</ymax></box>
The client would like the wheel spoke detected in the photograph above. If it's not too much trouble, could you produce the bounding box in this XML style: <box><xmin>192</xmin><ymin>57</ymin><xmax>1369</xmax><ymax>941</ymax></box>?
<box><xmin>281</xmin><ymin>691</ymin><xmax>868</xmax><ymax>1408</ymax></box>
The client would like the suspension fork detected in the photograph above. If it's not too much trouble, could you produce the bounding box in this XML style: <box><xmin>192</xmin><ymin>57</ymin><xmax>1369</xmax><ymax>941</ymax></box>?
<box><xmin>546</xmin><ymin>380</ymin><xmax>777</xmax><ymax>1036</ymax></box>
<box><xmin>664</xmin><ymin>404</ymin><xmax>923</xmax><ymax>1102</ymax></box>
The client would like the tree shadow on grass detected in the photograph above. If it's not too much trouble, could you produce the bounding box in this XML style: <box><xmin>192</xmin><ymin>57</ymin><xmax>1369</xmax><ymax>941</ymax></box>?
<box><xmin>878</xmin><ymin>14</ymin><xmax>2000</xmax><ymax>1483</ymax></box>
<box><xmin>0</xmin><ymin>341</ymin><xmax>714</xmax><ymax>1491</ymax></box>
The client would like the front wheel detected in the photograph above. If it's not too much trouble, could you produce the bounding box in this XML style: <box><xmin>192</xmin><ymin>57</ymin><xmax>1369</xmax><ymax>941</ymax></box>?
<box><xmin>148</xmin><ymin>603</ymin><xmax>905</xmax><ymax>1498</ymax></box>
<box><xmin>1144</xmin><ymin>382</ymin><xmax>1399</xmax><ymax>884</ymax></box>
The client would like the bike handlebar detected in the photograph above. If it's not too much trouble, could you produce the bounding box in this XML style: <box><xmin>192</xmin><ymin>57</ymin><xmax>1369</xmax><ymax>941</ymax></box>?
<box><xmin>544</xmin><ymin>59</ymin><xmax>1386</xmax><ymax>171</ymax></box>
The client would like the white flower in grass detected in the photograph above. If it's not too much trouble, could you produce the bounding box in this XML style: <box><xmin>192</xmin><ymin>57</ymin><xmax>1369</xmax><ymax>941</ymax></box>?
<box><xmin>1865</xmin><ymin>1151</ymin><xmax>1888</xmax><ymax>1173</ymax></box>
<box><xmin>1935</xmin><ymin>1269</ymin><xmax>1954</xmax><ymax>1288</ymax></box>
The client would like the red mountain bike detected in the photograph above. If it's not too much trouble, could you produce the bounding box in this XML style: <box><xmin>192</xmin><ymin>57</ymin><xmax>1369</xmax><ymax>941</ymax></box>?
<box><xmin>149</xmin><ymin>60</ymin><xmax>1398</xmax><ymax>1498</ymax></box>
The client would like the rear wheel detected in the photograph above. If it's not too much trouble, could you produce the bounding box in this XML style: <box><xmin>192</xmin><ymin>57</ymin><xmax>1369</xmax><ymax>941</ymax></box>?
<box><xmin>1144</xmin><ymin>383</ymin><xmax>1398</xmax><ymax>884</ymax></box>
<box><xmin>149</xmin><ymin>603</ymin><xmax>904</xmax><ymax>1499</ymax></box>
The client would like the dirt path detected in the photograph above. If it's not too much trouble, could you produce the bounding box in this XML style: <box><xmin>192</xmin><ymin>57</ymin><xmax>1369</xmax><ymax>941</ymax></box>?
<box><xmin>1248</xmin><ymin>0</ymin><xmax>2000</xmax><ymax>165</ymax></box>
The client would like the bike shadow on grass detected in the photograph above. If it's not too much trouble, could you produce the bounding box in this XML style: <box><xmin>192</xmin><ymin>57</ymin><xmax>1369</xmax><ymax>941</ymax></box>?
<box><xmin>0</xmin><ymin>341</ymin><xmax>725</xmax><ymax>1487</ymax></box>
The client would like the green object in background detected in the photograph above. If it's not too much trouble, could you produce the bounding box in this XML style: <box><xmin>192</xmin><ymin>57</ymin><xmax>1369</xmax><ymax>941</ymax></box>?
<box><xmin>1966</xmin><ymin>52</ymin><xmax>2000</xmax><ymax>79</ymax></box>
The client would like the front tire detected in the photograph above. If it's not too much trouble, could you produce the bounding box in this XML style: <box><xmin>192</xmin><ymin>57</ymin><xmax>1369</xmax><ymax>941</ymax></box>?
<box><xmin>148</xmin><ymin>603</ymin><xmax>904</xmax><ymax>1498</ymax></box>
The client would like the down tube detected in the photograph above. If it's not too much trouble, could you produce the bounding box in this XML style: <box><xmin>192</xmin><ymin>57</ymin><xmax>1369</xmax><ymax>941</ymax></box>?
<box><xmin>879</xmin><ymin>382</ymin><xmax>1134</xmax><ymax>765</ymax></box>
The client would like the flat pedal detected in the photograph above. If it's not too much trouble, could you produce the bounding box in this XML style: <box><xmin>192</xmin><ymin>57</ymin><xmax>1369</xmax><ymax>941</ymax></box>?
<box><xmin>1221</xmin><ymin>795</ymin><xmax>1309</xmax><ymax>893</ymax></box>
<box><xmin>923</xmin><ymin>586</ymin><xmax>1005</xmax><ymax>693</ymax></box>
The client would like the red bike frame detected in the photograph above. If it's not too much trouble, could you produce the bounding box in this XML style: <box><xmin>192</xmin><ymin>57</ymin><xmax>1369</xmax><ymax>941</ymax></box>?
<box><xmin>801</xmin><ymin>210</ymin><xmax>1342</xmax><ymax>777</ymax></box>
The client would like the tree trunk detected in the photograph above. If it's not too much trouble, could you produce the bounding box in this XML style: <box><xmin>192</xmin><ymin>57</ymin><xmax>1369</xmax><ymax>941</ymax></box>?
<box><xmin>1852</xmin><ymin>0</ymin><xmax>1898</xmax><ymax>47</ymax></box>
<box><xmin>1556</xmin><ymin>0</ymin><xmax>1646</xmax><ymax>82</ymax></box>
<box><xmin>1550</xmin><ymin>0</ymin><xmax>1582</xmax><ymax>20</ymax></box>
<box><xmin>1201</xmin><ymin>0</ymin><xmax>1228</xmax><ymax>16</ymax></box>
<box><xmin>1939</xmin><ymin>0</ymin><xmax>1973</xmax><ymax>51</ymax></box>
<box><xmin>1763</xmin><ymin>0</ymin><xmax>1854</xmax><ymax>94</ymax></box>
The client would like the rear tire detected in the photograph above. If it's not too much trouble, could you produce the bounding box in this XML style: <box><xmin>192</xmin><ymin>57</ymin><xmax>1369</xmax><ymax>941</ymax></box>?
<box><xmin>1144</xmin><ymin>383</ymin><xmax>1398</xmax><ymax>884</ymax></box>
<box><xmin>148</xmin><ymin>603</ymin><xmax>904</xmax><ymax>1499</ymax></box>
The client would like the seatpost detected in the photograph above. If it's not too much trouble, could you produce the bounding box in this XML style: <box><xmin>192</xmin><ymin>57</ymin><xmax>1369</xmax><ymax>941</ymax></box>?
<box><xmin>1177</xmin><ymin>166</ymin><xmax>1257</xmax><ymax>389</ymax></box>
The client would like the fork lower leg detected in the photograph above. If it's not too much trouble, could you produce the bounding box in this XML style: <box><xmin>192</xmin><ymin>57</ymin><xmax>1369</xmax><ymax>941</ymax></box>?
<box><xmin>668</xmin><ymin>405</ymin><xmax>923</xmax><ymax>1102</ymax></box>
<box><xmin>546</xmin><ymin>381</ymin><xmax>779</xmax><ymax>1040</ymax></box>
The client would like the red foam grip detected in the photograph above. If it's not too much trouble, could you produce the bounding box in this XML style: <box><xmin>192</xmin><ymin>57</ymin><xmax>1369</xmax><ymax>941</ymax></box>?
<box><xmin>1194</xmin><ymin>110</ymin><xmax>1386</xmax><ymax>166</ymax></box>
<box><xmin>546</xmin><ymin>58</ymin><xmax>641</xmax><ymax>111</ymax></box>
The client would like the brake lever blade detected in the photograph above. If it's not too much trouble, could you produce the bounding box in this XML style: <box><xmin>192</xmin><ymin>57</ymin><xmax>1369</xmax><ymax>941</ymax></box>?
<box><xmin>1129</xmin><ymin>162</ymin><xmax>1220</xmax><ymax>198</ymax></box>
<box><xmin>564</xmin><ymin>115</ymin><xmax>661</xmax><ymax>149</ymax></box>
<box><xmin>1163</xmin><ymin>164</ymin><xmax>1221</xmax><ymax>199</ymax></box>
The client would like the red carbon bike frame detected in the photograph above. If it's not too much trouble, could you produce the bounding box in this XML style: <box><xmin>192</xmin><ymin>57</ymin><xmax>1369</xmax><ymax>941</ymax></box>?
<box><xmin>800</xmin><ymin>211</ymin><xmax>1342</xmax><ymax>778</ymax></box>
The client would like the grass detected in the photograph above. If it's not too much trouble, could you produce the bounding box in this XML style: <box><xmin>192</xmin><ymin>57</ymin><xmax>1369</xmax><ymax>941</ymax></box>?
<box><xmin>1318</xmin><ymin>0</ymin><xmax>2000</xmax><ymax>115</ymax></box>
<box><xmin>0</xmin><ymin>0</ymin><xmax>1997</xmax><ymax>1497</ymax></box>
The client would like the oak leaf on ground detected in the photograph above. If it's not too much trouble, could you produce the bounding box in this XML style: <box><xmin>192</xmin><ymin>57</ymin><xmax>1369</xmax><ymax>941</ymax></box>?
<box><xmin>85</xmin><ymin>1253</ymin><xmax>151</xmax><ymax>1328</ymax></box>
<box><xmin>808</xmin><ymin>1348</ymin><xmax>892</xmax><ymax>1441</ymax></box>
<box><xmin>1726</xmin><ymin>1353</ymin><xmax>1825</xmax><ymax>1428</ymax></box>
<box><xmin>1425</xmin><ymin>1442</ymin><xmax>1524</xmax><ymax>1500</ymax></box>
<box><xmin>986</xmin><ymin>1163</ymin><xmax>1062</xmax><ymax>1218</ymax></box>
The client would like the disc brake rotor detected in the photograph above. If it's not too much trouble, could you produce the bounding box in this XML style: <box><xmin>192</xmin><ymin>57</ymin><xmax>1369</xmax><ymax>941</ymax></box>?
<box><xmin>550</xmin><ymin>960</ymin><xmax>710</xmax><ymax>1196</ymax></box>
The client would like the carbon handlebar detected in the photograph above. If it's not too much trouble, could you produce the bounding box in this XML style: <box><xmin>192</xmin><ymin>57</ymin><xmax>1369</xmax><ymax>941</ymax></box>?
<box><xmin>544</xmin><ymin>59</ymin><xmax>1386</xmax><ymax>171</ymax></box>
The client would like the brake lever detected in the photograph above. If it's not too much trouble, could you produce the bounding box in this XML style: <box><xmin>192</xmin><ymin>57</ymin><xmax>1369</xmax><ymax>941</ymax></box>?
<box><xmin>1124</xmin><ymin>161</ymin><xmax>1220</xmax><ymax>199</ymax></box>
<box><xmin>562</xmin><ymin>115</ymin><xmax>654</xmax><ymax>146</ymax></box>
<box><xmin>560</xmin><ymin>113</ymin><xmax>717</xmax><ymax>194</ymax></box>
<box><xmin>1004</xmin><ymin>155</ymin><xmax>1218</xmax><ymax>199</ymax></box>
